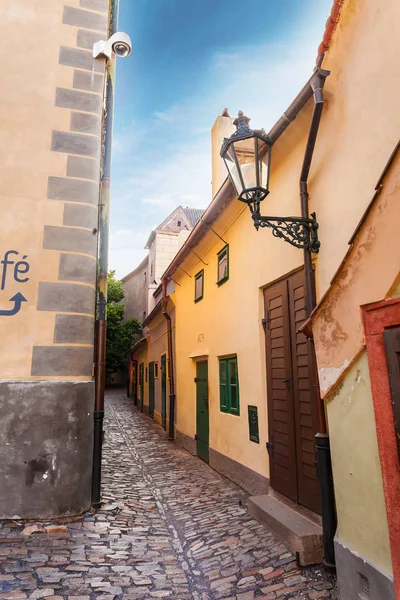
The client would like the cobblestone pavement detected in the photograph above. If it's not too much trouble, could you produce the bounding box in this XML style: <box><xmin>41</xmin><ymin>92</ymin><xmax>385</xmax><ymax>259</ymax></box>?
<box><xmin>0</xmin><ymin>389</ymin><xmax>338</xmax><ymax>600</ymax></box>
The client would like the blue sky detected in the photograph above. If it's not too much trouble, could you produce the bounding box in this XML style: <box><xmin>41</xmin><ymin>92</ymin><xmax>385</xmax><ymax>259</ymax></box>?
<box><xmin>110</xmin><ymin>0</ymin><xmax>332</xmax><ymax>277</ymax></box>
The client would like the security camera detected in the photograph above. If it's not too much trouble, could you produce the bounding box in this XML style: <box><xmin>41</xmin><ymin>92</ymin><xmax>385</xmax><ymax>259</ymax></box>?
<box><xmin>93</xmin><ymin>32</ymin><xmax>132</xmax><ymax>59</ymax></box>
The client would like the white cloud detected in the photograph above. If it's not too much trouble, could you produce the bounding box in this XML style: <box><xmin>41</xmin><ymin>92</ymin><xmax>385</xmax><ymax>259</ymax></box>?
<box><xmin>154</xmin><ymin>111</ymin><xmax>173</xmax><ymax>123</ymax></box>
<box><xmin>108</xmin><ymin>228</ymin><xmax>149</xmax><ymax>279</ymax></box>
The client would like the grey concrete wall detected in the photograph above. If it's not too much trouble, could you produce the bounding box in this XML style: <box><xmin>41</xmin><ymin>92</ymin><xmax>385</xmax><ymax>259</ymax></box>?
<box><xmin>334</xmin><ymin>538</ymin><xmax>395</xmax><ymax>600</ymax></box>
<box><xmin>0</xmin><ymin>381</ymin><xmax>94</xmax><ymax>519</ymax></box>
<box><xmin>209</xmin><ymin>448</ymin><xmax>269</xmax><ymax>496</ymax></box>
<box><xmin>122</xmin><ymin>257</ymin><xmax>148</xmax><ymax>322</ymax></box>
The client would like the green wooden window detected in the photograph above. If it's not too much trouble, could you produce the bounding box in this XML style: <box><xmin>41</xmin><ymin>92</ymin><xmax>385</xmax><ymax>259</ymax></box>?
<box><xmin>194</xmin><ymin>269</ymin><xmax>204</xmax><ymax>302</ymax></box>
<box><xmin>248</xmin><ymin>405</ymin><xmax>259</xmax><ymax>443</ymax></box>
<box><xmin>219</xmin><ymin>355</ymin><xmax>239</xmax><ymax>415</ymax></box>
<box><xmin>217</xmin><ymin>245</ymin><xmax>229</xmax><ymax>285</ymax></box>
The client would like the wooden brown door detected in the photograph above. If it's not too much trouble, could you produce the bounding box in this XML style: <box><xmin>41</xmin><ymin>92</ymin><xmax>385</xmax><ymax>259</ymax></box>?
<box><xmin>264</xmin><ymin>270</ymin><xmax>321</xmax><ymax>514</ymax></box>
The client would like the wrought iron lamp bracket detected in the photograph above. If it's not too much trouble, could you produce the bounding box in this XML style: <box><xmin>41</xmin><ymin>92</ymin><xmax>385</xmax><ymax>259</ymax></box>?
<box><xmin>252</xmin><ymin>211</ymin><xmax>320</xmax><ymax>253</ymax></box>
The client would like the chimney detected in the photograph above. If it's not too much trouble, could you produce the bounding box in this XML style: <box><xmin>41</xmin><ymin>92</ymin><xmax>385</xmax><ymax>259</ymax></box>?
<box><xmin>211</xmin><ymin>109</ymin><xmax>235</xmax><ymax>198</ymax></box>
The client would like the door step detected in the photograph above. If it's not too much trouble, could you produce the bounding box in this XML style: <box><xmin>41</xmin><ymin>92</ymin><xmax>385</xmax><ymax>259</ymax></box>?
<box><xmin>248</xmin><ymin>494</ymin><xmax>323</xmax><ymax>566</ymax></box>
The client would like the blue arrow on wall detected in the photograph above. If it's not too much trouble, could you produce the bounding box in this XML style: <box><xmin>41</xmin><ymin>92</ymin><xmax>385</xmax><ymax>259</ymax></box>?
<box><xmin>0</xmin><ymin>292</ymin><xmax>27</xmax><ymax>316</ymax></box>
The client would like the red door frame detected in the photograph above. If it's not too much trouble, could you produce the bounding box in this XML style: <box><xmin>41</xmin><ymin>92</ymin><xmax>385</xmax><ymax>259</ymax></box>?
<box><xmin>362</xmin><ymin>297</ymin><xmax>400</xmax><ymax>596</ymax></box>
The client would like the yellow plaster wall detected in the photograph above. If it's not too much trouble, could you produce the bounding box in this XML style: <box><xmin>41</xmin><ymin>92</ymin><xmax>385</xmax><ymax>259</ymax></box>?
<box><xmin>311</xmin><ymin>0</ymin><xmax>400</xmax><ymax>297</ymax></box>
<box><xmin>174</xmin><ymin>192</ymin><xmax>305</xmax><ymax>480</ymax></box>
<box><xmin>312</xmin><ymin>156</ymin><xmax>400</xmax><ymax>397</ymax></box>
<box><xmin>0</xmin><ymin>0</ymin><xmax>95</xmax><ymax>381</ymax></box>
<box><xmin>327</xmin><ymin>351</ymin><xmax>392</xmax><ymax>575</ymax></box>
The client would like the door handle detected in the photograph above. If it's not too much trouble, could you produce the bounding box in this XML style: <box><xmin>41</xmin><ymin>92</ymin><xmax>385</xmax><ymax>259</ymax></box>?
<box><xmin>281</xmin><ymin>378</ymin><xmax>291</xmax><ymax>391</ymax></box>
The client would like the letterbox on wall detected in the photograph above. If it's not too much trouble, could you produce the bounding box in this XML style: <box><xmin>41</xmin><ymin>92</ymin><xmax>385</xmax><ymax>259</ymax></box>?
<box><xmin>248</xmin><ymin>405</ymin><xmax>259</xmax><ymax>443</ymax></box>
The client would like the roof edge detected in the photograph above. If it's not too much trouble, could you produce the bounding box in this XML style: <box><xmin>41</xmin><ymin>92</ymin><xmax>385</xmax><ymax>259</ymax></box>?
<box><xmin>316</xmin><ymin>0</ymin><xmax>345</xmax><ymax>65</ymax></box>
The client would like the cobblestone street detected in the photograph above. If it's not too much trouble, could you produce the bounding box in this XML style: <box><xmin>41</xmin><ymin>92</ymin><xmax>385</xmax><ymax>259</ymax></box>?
<box><xmin>0</xmin><ymin>389</ymin><xmax>337</xmax><ymax>600</ymax></box>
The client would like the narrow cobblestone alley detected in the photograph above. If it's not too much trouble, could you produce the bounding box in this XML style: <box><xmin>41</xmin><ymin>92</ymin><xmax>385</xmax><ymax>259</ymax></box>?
<box><xmin>0</xmin><ymin>390</ymin><xmax>337</xmax><ymax>600</ymax></box>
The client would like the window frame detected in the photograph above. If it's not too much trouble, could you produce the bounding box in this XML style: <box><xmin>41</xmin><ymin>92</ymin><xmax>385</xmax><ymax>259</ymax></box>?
<box><xmin>194</xmin><ymin>269</ymin><xmax>204</xmax><ymax>302</ymax></box>
<box><xmin>219</xmin><ymin>355</ymin><xmax>240</xmax><ymax>416</ymax></box>
<box><xmin>217</xmin><ymin>244</ymin><xmax>229</xmax><ymax>286</ymax></box>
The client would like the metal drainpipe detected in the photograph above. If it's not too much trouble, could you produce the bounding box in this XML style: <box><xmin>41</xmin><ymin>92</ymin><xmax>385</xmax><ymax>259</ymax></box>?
<box><xmin>92</xmin><ymin>0</ymin><xmax>119</xmax><ymax>509</ymax></box>
<box><xmin>300</xmin><ymin>68</ymin><xmax>337</xmax><ymax>570</ymax></box>
<box><xmin>162</xmin><ymin>278</ymin><xmax>176</xmax><ymax>441</ymax></box>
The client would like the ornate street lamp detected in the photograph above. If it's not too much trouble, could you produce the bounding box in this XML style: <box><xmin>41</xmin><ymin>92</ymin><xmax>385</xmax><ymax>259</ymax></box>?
<box><xmin>220</xmin><ymin>111</ymin><xmax>320</xmax><ymax>253</ymax></box>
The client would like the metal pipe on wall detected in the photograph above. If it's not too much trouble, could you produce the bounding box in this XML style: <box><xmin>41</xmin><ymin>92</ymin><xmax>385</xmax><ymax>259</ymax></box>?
<box><xmin>92</xmin><ymin>0</ymin><xmax>120</xmax><ymax>508</ymax></box>
<box><xmin>299</xmin><ymin>67</ymin><xmax>337</xmax><ymax>570</ymax></box>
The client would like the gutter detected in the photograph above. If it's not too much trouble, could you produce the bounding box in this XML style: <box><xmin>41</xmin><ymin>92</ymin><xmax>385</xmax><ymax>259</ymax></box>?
<box><xmin>92</xmin><ymin>0</ymin><xmax>119</xmax><ymax>509</ymax></box>
<box><xmin>294</xmin><ymin>67</ymin><xmax>338</xmax><ymax>571</ymax></box>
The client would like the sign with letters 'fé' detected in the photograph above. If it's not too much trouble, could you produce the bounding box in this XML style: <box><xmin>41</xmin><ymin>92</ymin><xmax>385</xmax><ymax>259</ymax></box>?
<box><xmin>0</xmin><ymin>250</ymin><xmax>30</xmax><ymax>317</ymax></box>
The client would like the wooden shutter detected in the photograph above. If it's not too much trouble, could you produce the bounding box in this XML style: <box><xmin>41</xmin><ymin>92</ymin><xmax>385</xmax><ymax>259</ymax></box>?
<box><xmin>288</xmin><ymin>271</ymin><xmax>321</xmax><ymax>514</ymax></box>
<box><xmin>219</xmin><ymin>359</ymin><xmax>228</xmax><ymax>411</ymax></box>
<box><xmin>228</xmin><ymin>357</ymin><xmax>240</xmax><ymax>414</ymax></box>
<box><xmin>264</xmin><ymin>280</ymin><xmax>297</xmax><ymax>501</ymax></box>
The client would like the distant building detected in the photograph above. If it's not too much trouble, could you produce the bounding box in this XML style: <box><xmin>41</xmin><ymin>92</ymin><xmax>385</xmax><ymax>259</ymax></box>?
<box><xmin>121</xmin><ymin>206</ymin><xmax>204</xmax><ymax>322</ymax></box>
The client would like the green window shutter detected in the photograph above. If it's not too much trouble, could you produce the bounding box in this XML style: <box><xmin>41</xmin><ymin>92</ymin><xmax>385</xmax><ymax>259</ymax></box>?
<box><xmin>217</xmin><ymin>245</ymin><xmax>229</xmax><ymax>286</ymax></box>
<box><xmin>219</xmin><ymin>359</ymin><xmax>228</xmax><ymax>412</ymax></box>
<box><xmin>194</xmin><ymin>270</ymin><xmax>204</xmax><ymax>302</ymax></box>
<box><xmin>228</xmin><ymin>357</ymin><xmax>240</xmax><ymax>415</ymax></box>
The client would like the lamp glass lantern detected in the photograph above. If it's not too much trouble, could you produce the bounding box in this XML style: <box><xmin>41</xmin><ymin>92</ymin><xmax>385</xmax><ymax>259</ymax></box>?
<box><xmin>220</xmin><ymin>111</ymin><xmax>272</xmax><ymax>215</ymax></box>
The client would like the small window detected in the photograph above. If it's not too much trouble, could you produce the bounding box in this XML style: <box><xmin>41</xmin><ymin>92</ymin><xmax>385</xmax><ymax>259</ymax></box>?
<box><xmin>219</xmin><ymin>355</ymin><xmax>239</xmax><ymax>415</ymax></box>
<box><xmin>194</xmin><ymin>270</ymin><xmax>204</xmax><ymax>302</ymax></box>
<box><xmin>217</xmin><ymin>245</ymin><xmax>229</xmax><ymax>286</ymax></box>
<box><xmin>150</xmin><ymin>262</ymin><xmax>153</xmax><ymax>278</ymax></box>
<box><xmin>143</xmin><ymin>271</ymin><xmax>147</xmax><ymax>286</ymax></box>
<box><xmin>154</xmin><ymin>362</ymin><xmax>159</xmax><ymax>378</ymax></box>
<box><xmin>177</xmin><ymin>220</ymin><xmax>182</xmax><ymax>227</ymax></box>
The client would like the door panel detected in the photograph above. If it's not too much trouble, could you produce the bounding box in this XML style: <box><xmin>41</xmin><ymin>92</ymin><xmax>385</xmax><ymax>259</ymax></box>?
<box><xmin>196</xmin><ymin>361</ymin><xmax>209</xmax><ymax>463</ymax></box>
<box><xmin>288</xmin><ymin>271</ymin><xmax>321</xmax><ymax>513</ymax></box>
<box><xmin>264</xmin><ymin>281</ymin><xmax>297</xmax><ymax>501</ymax></box>
<box><xmin>161</xmin><ymin>354</ymin><xmax>167</xmax><ymax>430</ymax></box>
<box><xmin>149</xmin><ymin>362</ymin><xmax>155</xmax><ymax>418</ymax></box>
<box><xmin>264</xmin><ymin>270</ymin><xmax>321</xmax><ymax>514</ymax></box>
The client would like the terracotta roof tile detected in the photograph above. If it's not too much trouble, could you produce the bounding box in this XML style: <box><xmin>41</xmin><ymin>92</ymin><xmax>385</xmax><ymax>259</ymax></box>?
<box><xmin>316</xmin><ymin>0</ymin><xmax>345</xmax><ymax>65</ymax></box>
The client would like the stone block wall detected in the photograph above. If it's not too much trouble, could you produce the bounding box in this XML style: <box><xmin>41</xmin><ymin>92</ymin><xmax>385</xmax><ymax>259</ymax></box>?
<box><xmin>0</xmin><ymin>0</ymin><xmax>109</xmax><ymax>518</ymax></box>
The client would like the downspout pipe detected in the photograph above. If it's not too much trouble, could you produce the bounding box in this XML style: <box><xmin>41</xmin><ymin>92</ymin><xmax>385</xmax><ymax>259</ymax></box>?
<box><xmin>92</xmin><ymin>0</ymin><xmax>119</xmax><ymax>508</ymax></box>
<box><xmin>300</xmin><ymin>67</ymin><xmax>337</xmax><ymax>571</ymax></box>
<box><xmin>162</xmin><ymin>279</ymin><xmax>176</xmax><ymax>441</ymax></box>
